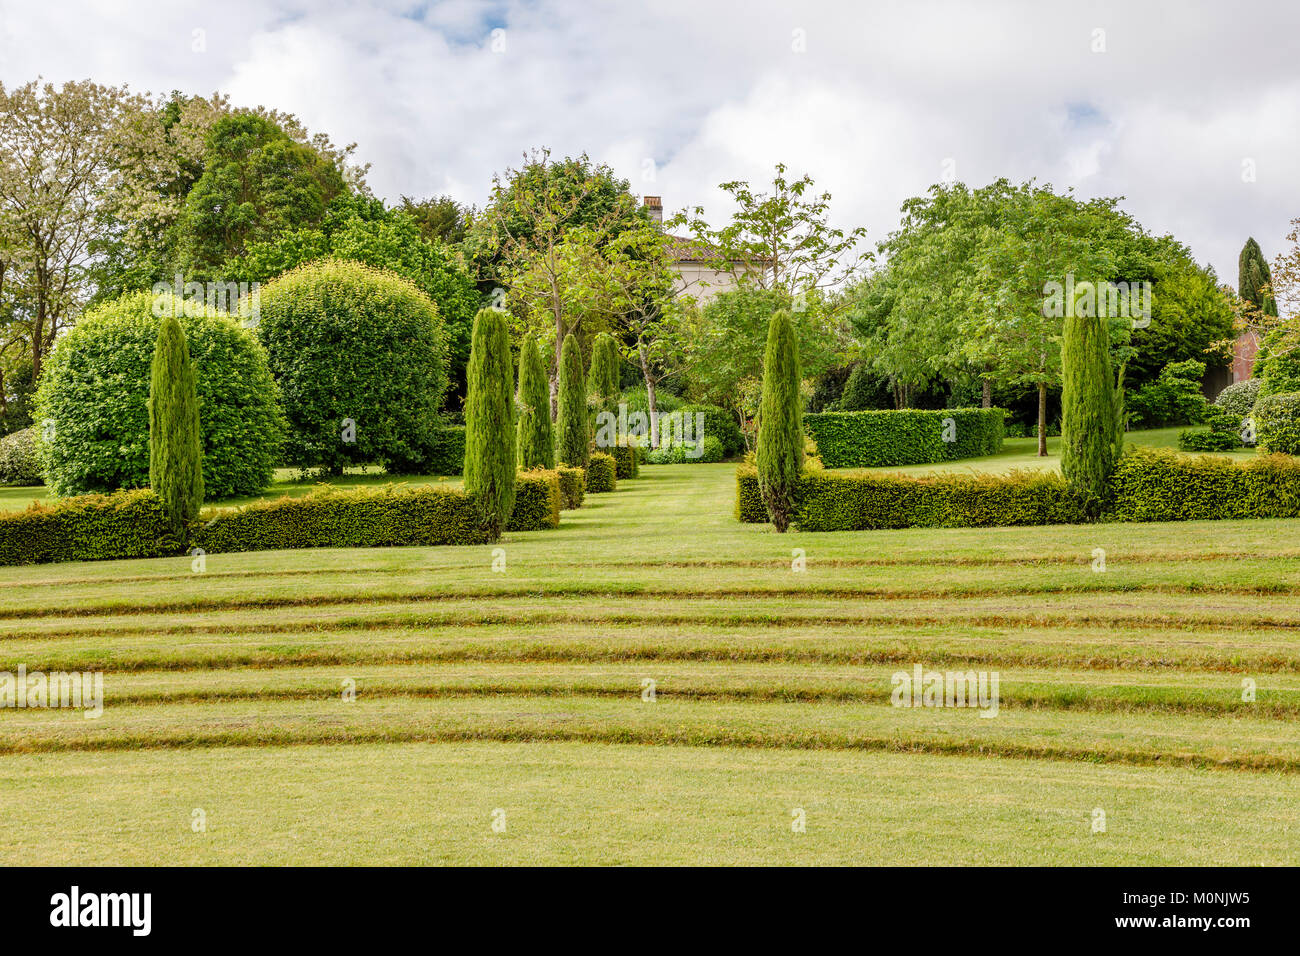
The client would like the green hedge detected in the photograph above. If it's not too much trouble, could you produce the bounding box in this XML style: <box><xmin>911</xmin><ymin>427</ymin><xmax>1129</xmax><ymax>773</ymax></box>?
<box><xmin>587</xmin><ymin>452</ymin><xmax>617</xmax><ymax>492</ymax></box>
<box><xmin>1109</xmin><ymin>448</ymin><xmax>1300</xmax><ymax>521</ymax></box>
<box><xmin>650</xmin><ymin>435</ymin><xmax>724</xmax><ymax>464</ymax></box>
<box><xmin>556</xmin><ymin>466</ymin><xmax>585</xmax><ymax>510</ymax></box>
<box><xmin>0</xmin><ymin>489</ymin><xmax>182</xmax><ymax>565</ymax></box>
<box><xmin>736</xmin><ymin>465</ymin><xmax>766</xmax><ymax>522</ymax></box>
<box><xmin>804</xmin><ymin>408</ymin><xmax>1004</xmax><ymax>468</ymax></box>
<box><xmin>426</xmin><ymin>424</ymin><xmax>466</xmax><ymax>475</ymax></box>
<box><xmin>507</xmin><ymin>470</ymin><xmax>561</xmax><ymax>530</ymax></box>
<box><xmin>195</xmin><ymin>485</ymin><xmax>488</xmax><ymax>553</ymax></box>
<box><xmin>610</xmin><ymin>440</ymin><xmax>639</xmax><ymax>479</ymax></box>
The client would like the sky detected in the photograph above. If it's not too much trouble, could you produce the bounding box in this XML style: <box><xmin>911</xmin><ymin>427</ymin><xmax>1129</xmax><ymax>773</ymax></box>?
<box><xmin>2</xmin><ymin>0</ymin><xmax>1298</xmax><ymax>283</ymax></box>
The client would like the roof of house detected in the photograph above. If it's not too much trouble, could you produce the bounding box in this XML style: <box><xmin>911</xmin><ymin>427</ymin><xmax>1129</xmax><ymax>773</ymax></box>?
<box><xmin>666</xmin><ymin>234</ymin><xmax>774</xmax><ymax>265</ymax></box>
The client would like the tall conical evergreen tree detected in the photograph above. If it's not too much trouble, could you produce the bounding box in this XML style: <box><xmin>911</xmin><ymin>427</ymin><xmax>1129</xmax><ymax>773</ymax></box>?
<box><xmin>756</xmin><ymin>310</ymin><xmax>803</xmax><ymax>532</ymax></box>
<box><xmin>1239</xmin><ymin>237</ymin><xmax>1278</xmax><ymax>317</ymax></box>
<box><xmin>463</xmin><ymin>308</ymin><xmax>517</xmax><ymax>540</ymax></box>
<box><xmin>516</xmin><ymin>334</ymin><xmax>554</xmax><ymax>469</ymax></box>
<box><xmin>149</xmin><ymin>314</ymin><xmax>204</xmax><ymax>537</ymax></box>
<box><xmin>556</xmin><ymin>332</ymin><xmax>589</xmax><ymax>467</ymax></box>
<box><xmin>1060</xmin><ymin>309</ymin><xmax>1117</xmax><ymax>511</ymax></box>
<box><xmin>588</xmin><ymin>333</ymin><xmax>621</xmax><ymax>409</ymax></box>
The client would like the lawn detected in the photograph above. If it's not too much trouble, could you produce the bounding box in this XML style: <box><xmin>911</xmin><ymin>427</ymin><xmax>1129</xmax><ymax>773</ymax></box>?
<box><xmin>0</xmin><ymin>461</ymin><xmax>1296</xmax><ymax>864</ymax></box>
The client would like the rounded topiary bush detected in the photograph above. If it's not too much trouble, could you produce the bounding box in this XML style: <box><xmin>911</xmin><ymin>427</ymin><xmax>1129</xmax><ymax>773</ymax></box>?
<box><xmin>35</xmin><ymin>291</ymin><xmax>284</xmax><ymax>499</ymax></box>
<box><xmin>1215</xmin><ymin>379</ymin><xmax>1261</xmax><ymax>418</ymax></box>
<box><xmin>252</xmin><ymin>259</ymin><xmax>449</xmax><ymax>475</ymax></box>
<box><xmin>1255</xmin><ymin>391</ymin><xmax>1300</xmax><ymax>455</ymax></box>
<box><xmin>0</xmin><ymin>427</ymin><xmax>42</xmax><ymax>485</ymax></box>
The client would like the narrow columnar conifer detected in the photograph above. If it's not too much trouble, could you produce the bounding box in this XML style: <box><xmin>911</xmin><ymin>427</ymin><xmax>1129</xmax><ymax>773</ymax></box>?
<box><xmin>556</xmin><ymin>332</ymin><xmax>589</xmax><ymax>467</ymax></box>
<box><xmin>756</xmin><ymin>310</ymin><xmax>804</xmax><ymax>532</ymax></box>
<box><xmin>517</xmin><ymin>334</ymin><xmax>555</xmax><ymax>469</ymax></box>
<box><xmin>588</xmin><ymin>333</ymin><xmax>621</xmax><ymax>408</ymax></box>
<box><xmin>1060</xmin><ymin>309</ymin><xmax>1117</xmax><ymax>511</ymax></box>
<box><xmin>148</xmin><ymin>314</ymin><xmax>204</xmax><ymax>537</ymax></box>
<box><xmin>463</xmin><ymin>308</ymin><xmax>517</xmax><ymax>539</ymax></box>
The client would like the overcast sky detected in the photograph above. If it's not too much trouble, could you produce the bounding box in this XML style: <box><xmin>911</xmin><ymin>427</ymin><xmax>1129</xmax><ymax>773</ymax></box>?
<box><xmin>3</xmin><ymin>0</ymin><xmax>1297</xmax><ymax>283</ymax></box>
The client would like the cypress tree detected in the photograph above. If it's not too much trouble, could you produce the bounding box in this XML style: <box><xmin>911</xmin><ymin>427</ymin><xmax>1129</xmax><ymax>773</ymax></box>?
<box><xmin>1060</xmin><ymin>309</ymin><xmax>1117</xmax><ymax>511</ymax></box>
<box><xmin>756</xmin><ymin>310</ymin><xmax>804</xmax><ymax>532</ymax></box>
<box><xmin>588</xmin><ymin>333</ymin><xmax>620</xmax><ymax>408</ymax></box>
<box><xmin>1239</xmin><ymin>237</ymin><xmax>1278</xmax><ymax>316</ymax></box>
<box><xmin>516</xmin><ymin>334</ymin><xmax>555</xmax><ymax>469</ymax></box>
<box><xmin>148</xmin><ymin>314</ymin><xmax>204</xmax><ymax>537</ymax></box>
<box><xmin>556</xmin><ymin>332</ymin><xmax>589</xmax><ymax>467</ymax></box>
<box><xmin>463</xmin><ymin>308</ymin><xmax>517</xmax><ymax>540</ymax></box>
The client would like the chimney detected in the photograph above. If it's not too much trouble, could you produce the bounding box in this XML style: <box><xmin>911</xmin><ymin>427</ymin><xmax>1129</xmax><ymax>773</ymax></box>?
<box><xmin>643</xmin><ymin>195</ymin><xmax>663</xmax><ymax>227</ymax></box>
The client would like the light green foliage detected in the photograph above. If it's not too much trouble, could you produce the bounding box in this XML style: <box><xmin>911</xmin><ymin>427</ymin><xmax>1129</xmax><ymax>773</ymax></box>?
<box><xmin>588</xmin><ymin>333</ymin><xmax>621</xmax><ymax>408</ymax></box>
<box><xmin>462</xmin><ymin>308</ymin><xmax>517</xmax><ymax>540</ymax></box>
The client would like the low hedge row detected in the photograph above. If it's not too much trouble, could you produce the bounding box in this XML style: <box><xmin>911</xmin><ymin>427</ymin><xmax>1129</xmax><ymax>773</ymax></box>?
<box><xmin>195</xmin><ymin>485</ymin><xmax>490</xmax><ymax>553</ymax></box>
<box><xmin>737</xmin><ymin>447</ymin><xmax>1300</xmax><ymax>528</ymax></box>
<box><xmin>804</xmin><ymin>408</ymin><xmax>1004</xmax><ymax>468</ymax></box>
<box><xmin>556</xmin><ymin>466</ymin><xmax>585</xmax><ymax>510</ymax></box>
<box><xmin>587</xmin><ymin>453</ymin><xmax>617</xmax><ymax>492</ymax></box>
<box><xmin>507</xmin><ymin>470</ymin><xmax>562</xmax><ymax>530</ymax></box>
<box><xmin>0</xmin><ymin>489</ymin><xmax>182</xmax><ymax>565</ymax></box>
<box><xmin>610</xmin><ymin>441</ymin><xmax>639</xmax><ymax>479</ymax></box>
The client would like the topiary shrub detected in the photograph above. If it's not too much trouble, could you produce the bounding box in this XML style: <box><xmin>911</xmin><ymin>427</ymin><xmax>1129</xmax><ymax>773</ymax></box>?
<box><xmin>1254</xmin><ymin>391</ymin><xmax>1300</xmax><ymax>455</ymax></box>
<box><xmin>35</xmin><ymin>290</ymin><xmax>283</xmax><ymax>499</ymax></box>
<box><xmin>588</xmin><ymin>333</ymin><xmax>621</xmax><ymax>409</ymax></box>
<box><xmin>586</xmin><ymin>452</ymin><xmax>617</xmax><ymax>492</ymax></box>
<box><xmin>251</xmin><ymin>259</ymin><xmax>448</xmax><ymax>475</ymax></box>
<box><xmin>611</xmin><ymin>439</ymin><xmax>639</xmax><ymax>479</ymax></box>
<box><xmin>556</xmin><ymin>466</ymin><xmax>585</xmax><ymax>509</ymax></box>
<box><xmin>804</xmin><ymin>408</ymin><xmax>1003</xmax><ymax>468</ymax></box>
<box><xmin>1109</xmin><ymin>447</ymin><xmax>1300</xmax><ymax>521</ymax></box>
<box><xmin>1215</xmin><ymin>379</ymin><xmax>1261</xmax><ymax>418</ymax></box>
<box><xmin>0</xmin><ymin>428</ymin><xmax>42</xmax><ymax>486</ymax></box>
<box><xmin>149</xmin><ymin>315</ymin><xmax>205</xmax><ymax>535</ymax></box>
<box><xmin>756</xmin><ymin>311</ymin><xmax>803</xmax><ymax>532</ymax></box>
<box><xmin>0</xmin><ymin>489</ymin><xmax>182</xmax><ymax>566</ymax></box>
<box><xmin>556</xmin><ymin>333</ymin><xmax>589</xmax><ymax>468</ymax></box>
<box><xmin>1060</xmin><ymin>311</ymin><xmax>1116</xmax><ymax>511</ymax></box>
<box><xmin>462</xmin><ymin>308</ymin><xmax>516</xmax><ymax>540</ymax></box>
<box><xmin>507</xmin><ymin>470</ymin><xmax>561</xmax><ymax>530</ymax></box>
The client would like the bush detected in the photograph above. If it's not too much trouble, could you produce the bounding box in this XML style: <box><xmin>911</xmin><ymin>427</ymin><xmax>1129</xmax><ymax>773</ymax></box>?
<box><xmin>1254</xmin><ymin>391</ymin><xmax>1300</xmax><ymax>455</ymax></box>
<box><xmin>425</xmin><ymin>425</ymin><xmax>466</xmax><ymax>475</ymax></box>
<box><xmin>620</xmin><ymin>386</ymin><xmax>681</xmax><ymax>416</ymax></box>
<box><xmin>462</xmin><ymin>308</ymin><xmax>517</xmax><ymax>540</ymax></box>
<box><xmin>149</xmin><ymin>315</ymin><xmax>205</xmax><ymax>534</ymax></box>
<box><xmin>516</xmin><ymin>335</ymin><xmax>555</xmax><ymax>470</ymax></box>
<box><xmin>1110</xmin><ymin>447</ymin><xmax>1300</xmax><ymax>521</ymax></box>
<box><xmin>586</xmin><ymin>452</ymin><xmax>617</xmax><ymax>492</ymax></box>
<box><xmin>556</xmin><ymin>466</ymin><xmax>585</xmax><ymax>509</ymax></box>
<box><xmin>1060</xmin><ymin>312</ymin><xmax>1117</xmax><ymax>510</ymax></box>
<box><xmin>194</xmin><ymin>485</ymin><xmax>488</xmax><ymax>553</ymax></box>
<box><xmin>0</xmin><ymin>427</ymin><xmax>42</xmax><ymax>485</ymax></box>
<box><xmin>1178</xmin><ymin>405</ymin><xmax>1243</xmax><ymax>452</ymax></box>
<box><xmin>677</xmin><ymin>404</ymin><xmax>744</xmax><ymax>457</ymax></box>
<box><xmin>611</xmin><ymin>439</ymin><xmax>639</xmax><ymax>479</ymax></box>
<box><xmin>835</xmin><ymin>362</ymin><xmax>892</xmax><ymax>411</ymax></box>
<box><xmin>647</xmin><ymin>435</ymin><xmax>723</xmax><ymax>464</ymax></box>
<box><xmin>1127</xmin><ymin>359</ymin><xmax>1208</xmax><ymax>427</ymax></box>
<box><xmin>507</xmin><ymin>470</ymin><xmax>561</xmax><ymax>530</ymax></box>
<box><xmin>0</xmin><ymin>489</ymin><xmax>182</xmax><ymax>566</ymax></box>
<box><xmin>1215</xmin><ymin>379</ymin><xmax>1261</xmax><ymax>418</ymax></box>
<box><xmin>35</xmin><ymin>290</ymin><xmax>283</xmax><ymax>499</ymax></box>
<box><xmin>804</xmin><ymin>408</ymin><xmax>1003</xmax><ymax>468</ymax></box>
<box><xmin>252</xmin><ymin>259</ymin><xmax>448</xmax><ymax>475</ymax></box>
<box><xmin>1256</xmin><ymin>328</ymin><xmax>1300</xmax><ymax>397</ymax></box>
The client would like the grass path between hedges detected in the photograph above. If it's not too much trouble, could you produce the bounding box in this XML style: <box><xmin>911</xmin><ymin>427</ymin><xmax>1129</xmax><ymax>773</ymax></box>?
<box><xmin>0</xmin><ymin>462</ymin><xmax>1297</xmax><ymax>864</ymax></box>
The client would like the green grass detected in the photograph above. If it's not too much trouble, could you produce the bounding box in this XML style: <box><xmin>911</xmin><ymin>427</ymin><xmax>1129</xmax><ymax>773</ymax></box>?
<box><xmin>1</xmin><ymin>460</ymin><xmax>1297</xmax><ymax>864</ymax></box>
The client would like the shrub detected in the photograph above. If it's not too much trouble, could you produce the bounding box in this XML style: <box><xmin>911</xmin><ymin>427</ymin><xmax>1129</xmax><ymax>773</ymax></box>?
<box><xmin>611</xmin><ymin>439</ymin><xmax>640</xmax><ymax>479</ymax></box>
<box><xmin>586</xmin><ymin>452</ymin><xmax>617</xmax><ymax>492</ymax></box>
<box><xmin>835</xmin><ymin>362</ymin><xmax>891</xmax><ymax>411</ymax></box>
<box><xmin>517</xmin><ymin>335</ymin><xmax>555</xmax><ymax>470</ymax></box>
<box><xmin>0</xmin><ymin>428</ymin><xmax>42</xmax><ymax>485</ymax></box>
<box><xmin>1127</xmin><ymin>359</ymin><xmax>1208</xmax><ymax>427</ymax></box>
<box><xmin>1060</xmin><ymin>311</ymin><xmax>1117</xmax><ymax>509</ymax></box>
<box><xmin>556</xmin><ymin>333</ymin><xmax>589</xmax><ymax>468</ymax></box>
<box><xmin>556</xmin><ymin>466</ymin><xmax>585</xmax><ymax>509</ymax></box>
<box><xmin>1178</xmin><ymin>405</ymin><xmax>1243</xmax><ymax>452</ymax></box>
<box><xmin>194</xmin><ymin>485</ymin><xmax>488</xmax><ymax>553</ymax></box>
<box><xmin>252</xmin><ymin>259</ymin><xmax>448</xmax><ymax>475</ymax></box>
<box><xmin>0</xmin><ymin>489</ymin><xmax>182</xmax><ymax>566</ymax></box>
<box><xmin>425</xmin><ymin>425</ymin><xmax>466</xmax><ymax>475</ymax></box>
<box><xmin>35</xmin><ymin>290</ymin><xmax>283</xmax><ymax>499</ymax></box>
<box><xmin>756</xmin><ymin>310</ymin><xmax>803</xmax><ymax>532</ymax></box>
<box><xmin>735</xmin><ymin>465</ymin><xmax>766</xmax><ymax>521</ymax></box>
<box><xmin>1256</xmin><ymin>328</ymin><xmax>1300</xmax><ymax>397</ymax></box>
<box><xmin>462</xmin><ymin>308</ymin><xmax>517</xmax><ymax>540</ymax></box>
<box><xmin>149</xmin><ymin>315</ymin><xmax>205</xmax><ymax>535</ymax></box>
<box><xmin>647</xmin><ymin>435</ymin><xmax>723</xmax><ymax>464</ymax></box>
<box><xmin>804</xmin><ymin>408</ymin><xmax>1003</xmax><ymax>468</ymax></box>
<box><xmin>507</xmin><ymin>470</ymin><xmax>561</xmax><ymax>530</ymax></box>
<box><xmin>1215</xmin><ymin>379</ymin><xmax>1261</xmax><ymax>418</ymax></box>
<box><xmin>1254</xmin><ymin>391</ymin><xmax>1300</xmax><ymax>455</ymax></box>
<box><xmin>677</xmin><ymin>403</ymin><xmax>744</xmax><ymax>457</ymax></box>
<box><xmin>1110</xmin><ymin>447</ymin><xmax>1300</xmax><ymax>521</ymax></box>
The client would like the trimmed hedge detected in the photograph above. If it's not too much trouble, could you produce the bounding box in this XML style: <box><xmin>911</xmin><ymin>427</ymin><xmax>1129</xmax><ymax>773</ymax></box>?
<box><xmin>0</xmin><ymin>489</ymin><xmax>182</xmax><ymax>566</ymax></box>
<box><xmin>507</xmin><ymin>470</ymin><xmax>562</xmax><ymax>530</ymax></box>
<box><xmin>194</xmin><ymin>485</ymin><xmax>489</xmax><ymax>553</ymax></box>
<box><xmin>1109</xmin><ymin>448</ymin><xmax>1300</xmax><ymax>522</ymax></box>
<box><xmin>587</xmin><ymin>452</ymin><xmax>617</xmax><ymax>492</ymax></box>
<box><xmin>426</xmin><ymin>425</ymin><xmax>466</xmax><ymax>475</ymax></box>
<box><xmin>736</xmin><ymin>465</ymin><xmax>766</xmax><ymax>522</ymax></box>
<box><xmin>610</xmin><ymin>439</ymin><xmax>640</xmax><ymax>479</ymax></box>
<box><xmin>804</xmin><ymin>408</ymin><xmax>1004</xmax><ymax>468</ymax></box>
<box><xmin>556</xmin><ymin>466</ymin><xmax>585</xmax><ymax>510</ymax></box>
<box><xmin>1254</xmin><ymin>392</ymin><xmax>1300</xmax><ymax>456</ymax></box>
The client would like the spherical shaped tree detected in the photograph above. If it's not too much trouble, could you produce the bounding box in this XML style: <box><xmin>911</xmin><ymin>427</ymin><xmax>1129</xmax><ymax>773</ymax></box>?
<box><xmin>517</xmin><ymin>335</ymin><xmax>554</xmax><ymax>469</ymax></box>
<box><xmin>36</xmin><ymin>290</ymin><xmax>283</xmax><ymax>499</ymax></box>
<box><xmin>555</xmin><ymin>332</ymin><xmax>589</xmax><ymax>468</ymax></box>
<box><xmin>463</xmin><ymin>308</ymin><xmax>517</xmax><ymax>539</ymax></box>
<box><xmin>252</xmin><ymin>259</ymin><xmax>449</xmax><ymax>474</ymax></box>
<box><xmin>756</xmin><ymin>310</ymin><xmax>804</xmax><ymax>532</ymax></box>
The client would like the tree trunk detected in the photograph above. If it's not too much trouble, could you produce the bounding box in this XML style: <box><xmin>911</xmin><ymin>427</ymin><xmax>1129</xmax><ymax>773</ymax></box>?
<box><xmin>550</xmin><ymin>334</ymin><xmax>562</xmax><ymax>420</ymax></box>
<box><xmin>637</xmin><ymin>341</ymin><xmax>659</xmax><ymax>447</ymax></box>
<box><xmin>1037</xmin><ymin>381</ymin><xmax>1048</xmax><ymax>457</ymax></box>
<box><xmin>981</xmin><ymin>378</ymin><xmax>991</xmax><ymax>408</ymax></box>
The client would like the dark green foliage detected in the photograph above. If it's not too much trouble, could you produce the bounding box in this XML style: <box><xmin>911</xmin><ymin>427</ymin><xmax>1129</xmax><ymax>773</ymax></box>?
<box><xmin>756</xmin><ymin>311</ymin><xmax>804</xmax><ymax>532</ymax></box>
<box><xmin>611</xmin><ymin>440</ymin><xmax>639</xmax><ymax>479</ymax></box>
<box><xmin>0</xmin><ymin>428</ymin><xmax>42</xmax><ymax>485</ymax></box>
<box><xmin>835</xmin><ymin>362</ymin><xmax>893</xmax><ymax>411</ymax></box>
<box><xmin>556</xmin><ymin>332</ymin><xmax>589</xmax><ymax>467</ymax></box>
<box><xmin>462</xmin><ymin>308</ymin><xmax>517</xmax><ymax>540</ymax></box>
<box><xmin>425</xmin><ymin>425</ymin><xmax>466</xmax><ymax>476</ymax></box>
<box><xmin>35</xmin><ymin>291</ymin><xmax>283</xmax><ymax>499</ymax></box>
<box><xmin>804</xmin><ymin>408</ymin><xmax>1004</xmax><ymax>468</ymax></box>
<box><xmin>556</xmin><ymin>466</ymin><xmax>585</xmax><ymax>509</ymax></box>
<box><xmin>0</xmin><ymin>358</ymin><xmax>35</xmax><ymax>436</ymax></box>
<box><xmin>1255</xmin><ymin>392</ymin><xmax>1300</xmax><ymax>455</ymax></box>
<box><xmin>193</xmin><ymin>485</ymin><xmax>489</xmax><ymax>553</ymax></box>
<box><xmin>1060</xmin><ymin>311</ymin><xmax>1117</xmax><ymax>509</ymax></box>
<box><xmin>677</xmin><ymin>404</ymin><xmax>745</xmax><ymax>457</ymax></box>
<box><xmin>0</xmin><ymin>489</ymin><xmax>182</xmax><ymax>566</ymax></box>
<box><xmin>586</xmin><ymin>452</ymin><xmax>617</xmax><ymax>492</ymax></box>
<box><xmin>588</xmin><ymin>333</ymin><xmax>621</xmax><ymax>408</ymax></box>
<box><xmin>1179</xmin><ymin>404</ymin><xmax>1245</xmax><ymax>451</ymax></box>
<box><xmin>516</xmin><ymin>335</ymin><xmax>555</xmax><ymax>470</ymax></box>
<box><xmin>1110</xmin><ymin>448</ymin><xmax>1300</xmax><ymax>521</ymax></box>
<box><xmin>1238</xmin><ymin>237</ymin><xmax>1277</xmax><ymax>315</ymax></box>
<box><xmin>1215</xmin><ymin>379</ymin><xmax>1262</xmax><ymax>418</ymax></box>
<box><xmin>149</xmin><ymin>315</ymin><xmax>205</xmax><ymax>533</ymax></box>
<box><xmin>507</xmin><ymin>470</ymin><xmax>562</xmax><ymax>530</ymax></box>
<box><xmin>619</xmin><ymin>386</ymin><xmax>681</xmax><ymax>416</ymax></box>
<box><xmin>1256</xmin><ymin>329</ymin><xmax>1300</xmax><ymax>397</ymax></box>
<box><xmin>253</xmin><ymin>259</ymin><xmax>449</xmax><ymax>475</ymax></box>
<box><xmin>809</xmin><ymin>364</ymin><xmax>854</xmax><ymax>413</ymax></box>
<box><xmin>1126</xmin><ymin>360</ymin><xmax>1209</xmax><ymax>427</ymax></box>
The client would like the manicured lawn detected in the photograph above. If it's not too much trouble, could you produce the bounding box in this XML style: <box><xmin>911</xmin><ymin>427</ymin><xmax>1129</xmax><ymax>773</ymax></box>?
<box><xmin>0</xmin><ymin>462</ymin><xmax>1296</xmax><ymax>864</ymax></box>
